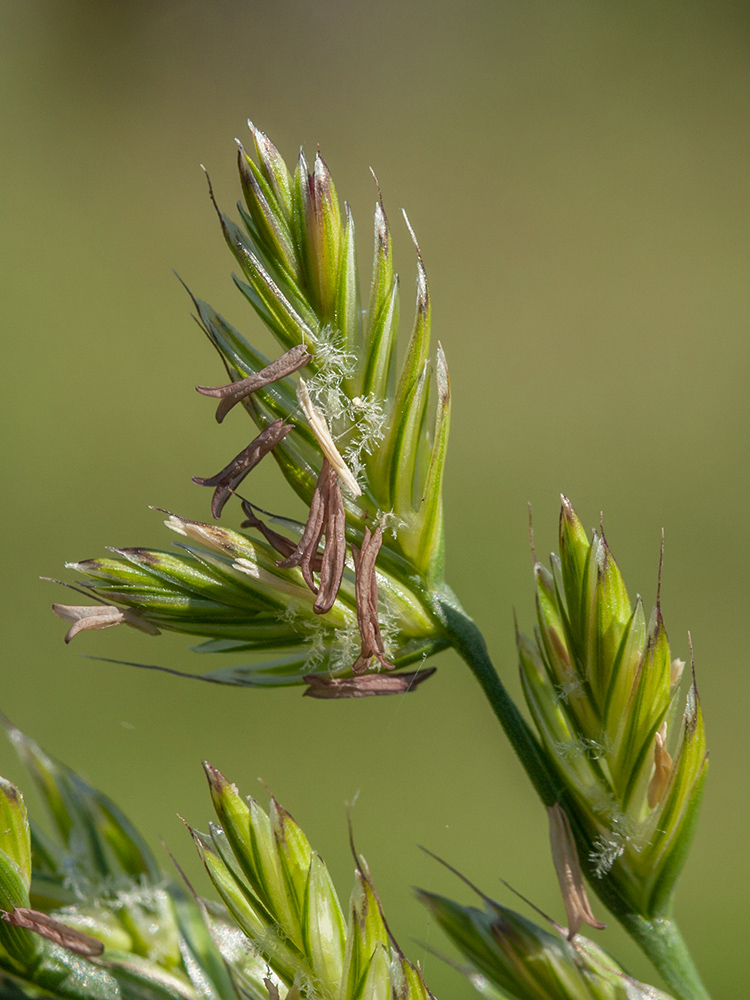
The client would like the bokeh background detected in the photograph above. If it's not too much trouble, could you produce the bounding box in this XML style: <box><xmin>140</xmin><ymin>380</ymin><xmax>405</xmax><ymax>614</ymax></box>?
<box><xmin>2</xmin><ymin>2</ymin><xmax>749</xmax><ymax>996</ymax></box>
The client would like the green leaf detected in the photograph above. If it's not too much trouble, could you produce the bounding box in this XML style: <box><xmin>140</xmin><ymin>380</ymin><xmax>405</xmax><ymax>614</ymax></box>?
<box><xmin>107</xmin><ymin>548</ymin><xmax>282</xmax><ymax>614</ymax></box>
<box><xmin>603</xmin><ymin>598</ymin><xmax>647</xmax><ymax>745</ymax></box>
<box><xmin>417</xmin><ymin>886</ymin><xmax>676</xmax><ymax>1000</ymax></box>
<box><xmin>360</xmin><ymin>280</ymin><xmax>399</xmax><ymax>416</ymax></box>
<box><xmin>517</xmin><ymin>632</ymin><xmax>593</xmax><ymax>798</ymax></box>
<box><xmin>389</xmin><ymin>952</ymin><xmax>434</xmax><ymax>1000</ymax></box>
<box><xmin>191</xmin><ymin>827</ymin><xmax>269</xmax><ymax>946</ymax></box>
<box><xmin>192</xmin><ymin>819</ymin><xmax>308</xmax><ymax>988</ymax></box>
<box><xmin>617</xmin><ymin>608</ymin><xmax>672</xmax><ymax>809</ymax></box>
<box><xmin>390</xmin><ymin>360</ymin><xmax>430</xmax><ymax>520</ymax></box>
<box><xmin>0</xmin><ymin>782</ymin><xmax>36</xmax><ymax>966</ymax></box>
<box><xmin>221</xmin><ymin>210</ymin><xmax>318</xmax><ymax>349</ymax></box>
<box><xmin>534</xmin><ymin>562</ymin><xmax>577</xmax><ymax>695</ymax></box>
<box><xmin>307</xmin><ymin>153</ymin><xmax>343</xmax><ymax>321</ymax></box>
<box><xmin>200</xmin><ymin>654</ymin><xmax>314</xmax><ymax>688</ymax></box>
<box><xmin>13</xmin><ymin>948</ymin><xmax>195</xmax><ymax>1000</ymax></box>
<box><xmin>170</xmin><ymin>887</ymin><xmax>239</xmax><ymax>1000</ymax></box>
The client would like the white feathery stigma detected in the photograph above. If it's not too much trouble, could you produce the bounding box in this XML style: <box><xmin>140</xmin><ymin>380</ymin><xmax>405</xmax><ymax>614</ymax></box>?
<box><xmin>297</xmin><ymin>378</ymin><xmax>362</xmax><ymax>497</ymax></box>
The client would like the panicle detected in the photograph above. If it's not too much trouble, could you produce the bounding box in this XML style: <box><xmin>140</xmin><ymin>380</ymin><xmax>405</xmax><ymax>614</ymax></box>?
<box><xmin>54</xmin><ymin>123</ymin><xmax>454</xmax><ymax>691</ymax></box>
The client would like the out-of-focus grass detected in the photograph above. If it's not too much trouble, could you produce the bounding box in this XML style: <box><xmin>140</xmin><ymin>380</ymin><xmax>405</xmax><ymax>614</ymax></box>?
<box><xmin>1</xmin><ymin>2</ymin><xmax>749</xmax><ymax>996</ymax></box>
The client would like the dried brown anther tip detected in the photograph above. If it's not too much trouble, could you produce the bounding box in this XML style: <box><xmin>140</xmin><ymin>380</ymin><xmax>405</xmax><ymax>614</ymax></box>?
<box><xmin>351</xmin><ymin>523</ymin><xmax>395</xmax><ymax>674</ymax></box>
<box><xmin>240</xmin><ymin>500</ymin><xmax>323</xmax><ymax>572</ymax></box>
<box><xmin>276</xmin><ymin>459</ymin><xmax>346</xmax><ymax>612</ymax></box>
<box><xmin>196</xmin><ymin>345</ymin><xmax>311</xmax><ymax>423</ymax></box>
<box><xmin>192</xmin><ymin>419</ymin><xmax>292</xmax><ymax>519</ymax></box>
<box><xmin>303</xmin><ymin>668</ymin><xmax>436</xmax><ymax>699</ymax></box>
<box><xmin>2</xmin><ymin>907</ymin><xmax>104</xmax><ymax>957</ymax></box>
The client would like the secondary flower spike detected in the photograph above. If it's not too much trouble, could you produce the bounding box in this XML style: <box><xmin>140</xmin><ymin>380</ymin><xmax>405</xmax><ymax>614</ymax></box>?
<box><xmin>192</xmin><ymin>418</ymin><xmax>293</xmax><ymax>518</ymax></box>
<box><xmin>517</xmin><ymin>498</ymin><xmax>708</xmax><ymax>924</ymax></box>
<box><xmin>196</xmin><ymin>343</ymin><xmax>311</xmax><ymax>422</ymax></box>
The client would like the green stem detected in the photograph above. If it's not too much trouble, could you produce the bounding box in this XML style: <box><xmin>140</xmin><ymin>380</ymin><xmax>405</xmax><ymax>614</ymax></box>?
<box><xmin>436</xmin><ymin>595</ymin><xmax>713</xmax><ymax>1000</ymax></box>
<box><xmin>436</xmin><ymin>596</ymin><xmax>559</xmax><ymax>807</ymax></box>
<box><xmin>621</xmin><ymin>914</ymin><xmax>712</xmax><ymax>1000</ymax></box>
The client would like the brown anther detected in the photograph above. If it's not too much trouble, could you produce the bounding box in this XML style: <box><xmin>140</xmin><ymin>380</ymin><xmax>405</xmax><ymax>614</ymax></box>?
<box><xmin>263</xmin><ymin>979</ymin><xmax>280</xmax><ymax>1000</ymax></box>
<box><xmin>313</xmin><ymin>470</ymin><xmax>346</xmax><ymax>614</ymax></box>
<box><xmin>277</xmin><ymin>461</ymin><xmax>329</xmax><ymax>590</ymax></box>
<box><xmin>196</xmin><ymin>345</ymin><xmax>311</xmax><ymax>423</ymax></box>
<box><xmin>192</xmin><ymin>419</ymin><xmax>292</xmax><ymax>519</ymax></box>
<box><xmin>2</xmin><ymin>907</ymin><xmax>104</xmax><ymax>957</ymax></box>
<box><xmin>240</xmin><ymin>501</ymin><xmax>323</xmax><ymax>572</ymax></box>
<box><xmin>52</xmin><ymin>604</ymin><xmax>160</xmax><ymax>644</ymax></box>
<box><xmin>303</xmin><ymin>668</ymin><xmax>436</xmax><ymax>699</ymax></box>
<box><xmin>351</xmin><ymin>524</ymin><xmax>395</xmax><ymax>674</ymax></box>
<box><xmin>276</xmin><ymin>460</ymin><xmax>346</xmax><ymax>613</ymax></box>
<box><xmin>548</xmin><ymin>803</ymin><xmax>606</xmax><ymax>940</ymax></box>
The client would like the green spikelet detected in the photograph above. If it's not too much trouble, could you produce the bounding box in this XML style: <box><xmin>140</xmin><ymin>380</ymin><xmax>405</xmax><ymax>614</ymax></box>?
<box><xmin>417</xmin><ymin>881</ymin><xmax>675</xmax><ymax>1000</ymax></box>
<box><xmin>195</xmin><ymin>763</ymin><xmax>435</xmax><ymax>1000</ymax></box>
<box><xmin>0</xmin><ymin>719</ymin><xmax>436</xmax><ymax>1000</ymax></box>
<box><xmin>517</xmin><ymin>498</ymin><xmax>708</xmax><ymax>921</ymax></box>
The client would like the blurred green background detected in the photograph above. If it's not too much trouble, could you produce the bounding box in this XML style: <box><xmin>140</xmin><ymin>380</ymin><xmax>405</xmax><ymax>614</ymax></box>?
<box><xmin>2</xmin><ymin>1</ymin><xmax>749</xmax><ymax>996</ymax></box>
